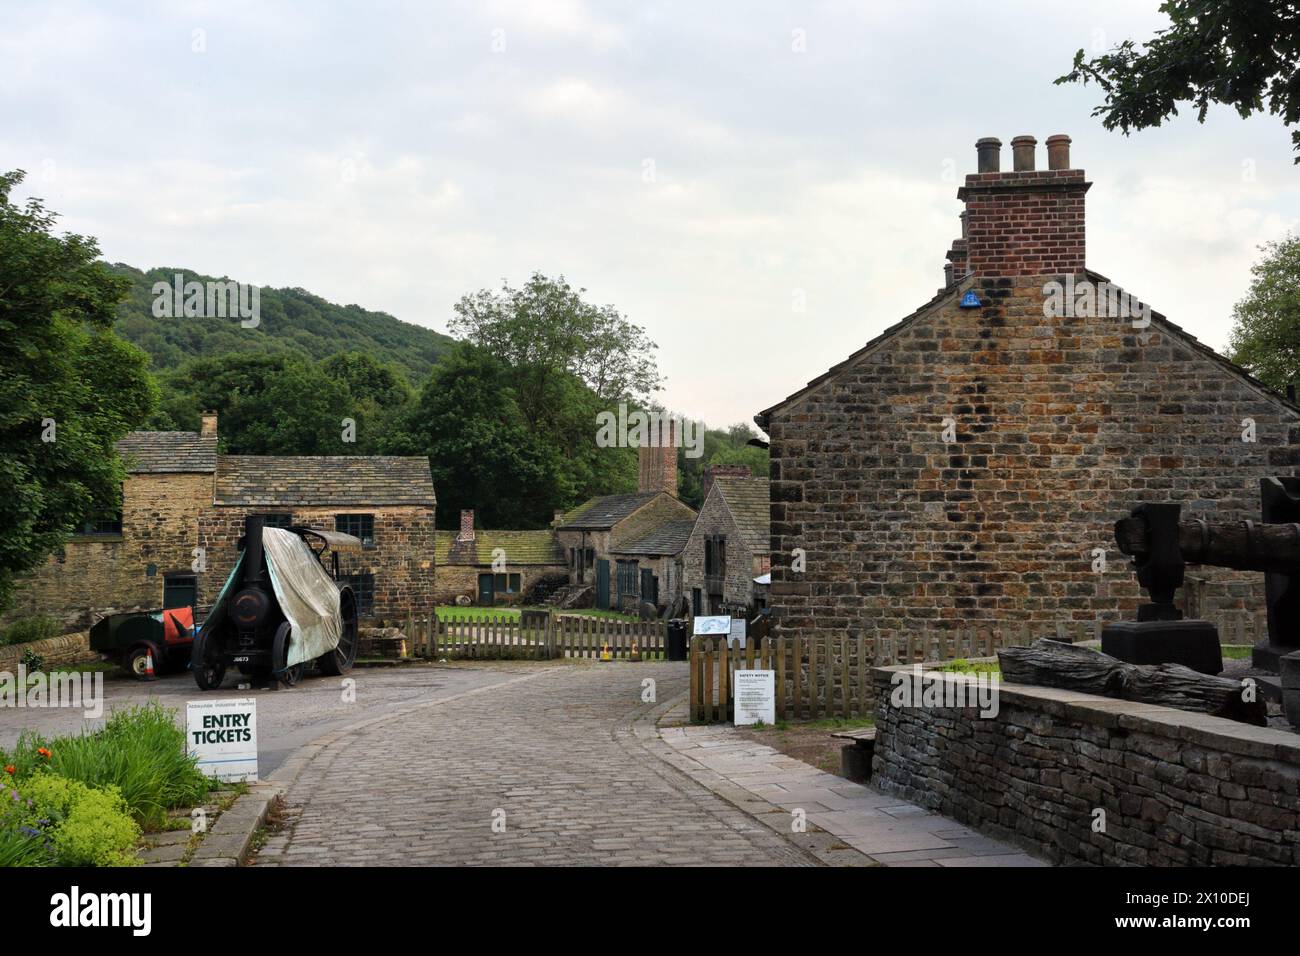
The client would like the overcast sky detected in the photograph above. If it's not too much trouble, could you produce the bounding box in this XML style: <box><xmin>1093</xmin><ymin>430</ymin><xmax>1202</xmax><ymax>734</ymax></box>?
<box><xmin>5</xmin><ymin>1</ymin><xmax>1298</xmax><ymax>432</ymax></box>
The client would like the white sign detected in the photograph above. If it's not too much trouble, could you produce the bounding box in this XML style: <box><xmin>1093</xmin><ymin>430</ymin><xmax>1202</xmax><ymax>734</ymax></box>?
<box><xmin>733</xmin><ymin>670</ymin><xmax>775</xmax><ymax>726</ymax></box>
<box><xmin>186</xmin><ymin>697</ymin><xmax>257</xmax><ymax>782</ymax></box>
<box><xmin>693</xmin><ymin>615</ymin><xmax>731</xmax><ymax>635</ymax></box>
<box><xmin>728</xmin><ymin>617</ymin><xmax>747</xmax><ymax>648</ymax></box>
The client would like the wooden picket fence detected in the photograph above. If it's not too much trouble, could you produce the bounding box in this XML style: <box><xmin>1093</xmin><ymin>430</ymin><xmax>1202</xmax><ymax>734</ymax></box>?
<box><xmin>402</xmin><ymin>611</ymin><xmax>666</xmax><ymax>661</ymax></box>
<box><xmin>688</xmin><ymin>621</ymin><xmax>1093</xmax><ymax>724</ymax></box>
<box><xmin>687</xmin><ymin>612</ymin><xmax>1274</xmax><ymax>723</ymax></box>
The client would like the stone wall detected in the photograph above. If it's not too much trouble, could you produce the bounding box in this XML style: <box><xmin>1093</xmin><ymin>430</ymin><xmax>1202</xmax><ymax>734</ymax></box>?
<box><xmin>5</xmin><ymin>472</ymin><xmax>214</xmax><ymax>630</ymax></box>
<box><xmin>433</xmin><ymin>565</ymin><xmax>567</xmax><ymax>606</ymax></box>
<box><xmin>199</xmin><ymin>505</ymin><xmax>435</xmax><ymax>624</ymax></box>
<box><xmin>682</xmin><ymin>484</ymin><xmax>759</xmax><ymax>613</ymax></box>
<box><xmin>0</xmin><ymin>631</ymin><xmax>96</xmax><ymax>671</ymax></box>
<box><xmin>765</xmin><ymin>275</ymin><xmax>1300</xmax><ymax>646</ymax></box>
<box><xmin>870</xmin><ymin>664</ymin><xmax>1300</xmax><ymax>866</ymax></box>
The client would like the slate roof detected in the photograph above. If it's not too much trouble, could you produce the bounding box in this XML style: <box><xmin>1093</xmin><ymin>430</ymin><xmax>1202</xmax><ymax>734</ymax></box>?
<box><xmin>213</xmin><ymin>456</ymin><xmax>435</xmax><ymax>507</ymax></box>
<box><xmin>713</xmin><ymin>476</ymin><xmax>770</xmax><ymax>552</ymax></box>
<box><xmin>116</xmin><ymin>431</ymin><xmax>218</xmax><ymax>473</ymax></box>
<box><xmin>435</xmin><ymin>530</ymin><xmax>566</xmax><ymax>567</ymax></box>
<box><xmin>557</xmin><ymin>492</ymin><xmax>659</xmax><ymax>531</ymax></box>
<box><xmin>612</xmin><ymin>519</ymin><xmax>697</xmax><ymax>557</ymax></box>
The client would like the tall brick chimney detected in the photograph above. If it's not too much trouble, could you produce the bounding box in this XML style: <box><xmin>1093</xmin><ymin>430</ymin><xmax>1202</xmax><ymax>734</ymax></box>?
<box><xmin>200</xmin><ymin>410</ymin><xmax>218</xmax><ymax>437</ymax></box>
<box><xmin>948</xmin><ymin>134</ymin><xmax>1089</xmax><ymax>280</ymax></box>
<box><xmin>457</xmin><ymin>509</ymin><xmax>475</xmax><ymax>542</ymax></box>
<box><xmin>637</xmin><ymin>418</ymin><xmax>678</xmax><ymax>498</ymax></box>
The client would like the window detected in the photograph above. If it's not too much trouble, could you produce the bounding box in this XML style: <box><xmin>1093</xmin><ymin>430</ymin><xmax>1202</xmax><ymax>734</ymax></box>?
<box><xmin>77</xmin><ymin>515</ymin><xmax>122</xmax><ymax>536</ymax></box>
<box><xmin>342</xmin><ymin>572</ymin><xmax>375</xmax><ymax>616</ymax></box>
<box><xmin>705</xmin><ymin>534</ymin><xmax>727</xmax><ymax>595</ymax></box>
<box><xmin>259</xmin><ymin>513</ymin><xmax>293</xmax><ymax>529</ymax></box>
<box><xmin>616</xmin><ymin>560</ymin><xmax>639</xmax><ymax>598</ymax></box>
<box><xmin>492</xmin><ymin>573</ymin><xmax>522</xmax><ymax>594</ymax></box>
<box><xmin>335</xmin><ymin>513</ymin><xmax>375</xmax><ymax>548</ymax></box>
<box><xmin>691</xmin><ymin>588</ymin><xmax>702</xmax><ymax>616</ymax></box>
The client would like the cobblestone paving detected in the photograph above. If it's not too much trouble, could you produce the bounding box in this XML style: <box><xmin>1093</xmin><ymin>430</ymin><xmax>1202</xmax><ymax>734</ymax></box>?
<box><xmin>256</xmin><ymin>663</ymin><xmax>815</xmax><ymax>866</ymax></box>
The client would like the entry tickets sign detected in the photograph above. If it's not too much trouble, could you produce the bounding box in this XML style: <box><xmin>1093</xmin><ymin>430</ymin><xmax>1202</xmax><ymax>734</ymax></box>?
<box><xmin>186</xmin><ymin>697</ymin><xmax>258</xmax><ymax>782</ymax></box>
<box><xmin>733</xmin><ymin>670</ymin><xmax>776</xmax><ymax>726</ymax></box>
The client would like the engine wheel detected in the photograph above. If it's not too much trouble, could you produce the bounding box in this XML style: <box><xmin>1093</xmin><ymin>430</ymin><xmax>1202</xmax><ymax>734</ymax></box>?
<box><xmin>271</xmin><ymin>621</ymin><xmax>305</xmax><ymax>686</ymax></box>
<box><xmin>317</xmin><ymin>587</ymin><xmax>359</xmax><ymax>676</ymax></box>
<box><xmin>191</xmin><ymin>629</ymin><xmax>227</xmax><ymax>691</ymax></box>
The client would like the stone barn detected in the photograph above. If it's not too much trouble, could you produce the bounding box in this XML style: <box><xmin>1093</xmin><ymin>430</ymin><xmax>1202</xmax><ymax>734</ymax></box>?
<box><xmin>755</xmin><ymin>134</ymin><xmax>1300</xmax><ymax>646</ymax></box>
<box><xmin>7</xmin><ymin>412</ymin><xmax>437</xmax><ymax>629</ymax></box>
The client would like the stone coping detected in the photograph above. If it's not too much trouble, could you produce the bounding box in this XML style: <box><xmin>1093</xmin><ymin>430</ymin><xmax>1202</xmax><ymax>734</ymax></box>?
<box><xmin>870</xmin><ymin>663</ymin><xmax>1300</xmax><ymax>765</ymax></box>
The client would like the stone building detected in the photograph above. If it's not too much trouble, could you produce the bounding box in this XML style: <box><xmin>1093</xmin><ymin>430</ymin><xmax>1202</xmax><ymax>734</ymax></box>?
<box><xmin>681</xmin><ymin>466</ymin><xmax>770</xmax><ymax>616</ymax></box>
<box><xmin>555</xmin><ymin>439</ymin><xmax>696</xmax><ymax>611</ymax></box>
<box><xmin>8</xmin><ymin>412</ymin><xmax>437</xmax><ymax>628</ymax></box>
<box><xmin>755</xmin><ymin>134</ymin><xmax>1300</xmax><ymax>645</ymax></box>
<box><xmin>433</xmin><ymin>509</ymin><xmax>567</xmax><ymax>605</ymax></box>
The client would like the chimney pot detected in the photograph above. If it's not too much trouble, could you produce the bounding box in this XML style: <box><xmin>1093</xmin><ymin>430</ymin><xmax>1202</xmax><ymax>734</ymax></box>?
<box><xmin>975</xmin><ymin>137</ymin><xmax>1002</xmax><ymax>173</ymax></box>
<box><xmin>1011</xmin><ymin>135</ymin><xmax>1037</xmax><ymax>171</ymax></box>
<box><xmin>1045</xmin><ymin>134</ymin><xmax>1072</xmax><ymax>170</ymax></box>
<box><xmin>457</xmin><ymin>509</ymin><xmax>475</xmax><ymax>542</ymax></box>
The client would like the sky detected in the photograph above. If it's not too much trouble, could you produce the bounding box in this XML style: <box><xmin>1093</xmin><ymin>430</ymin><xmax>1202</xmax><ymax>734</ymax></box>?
<box><xmin>4</xmin><ymin>0</ymin><xmax>1298</xmax><ymax>434</ymax></box>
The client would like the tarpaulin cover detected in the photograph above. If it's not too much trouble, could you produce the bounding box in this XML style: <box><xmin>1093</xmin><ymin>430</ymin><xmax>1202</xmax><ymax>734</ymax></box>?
<box><xmin>261</xmin><ymin>527</ymin><xmax>342</xmax><ymax>667</ymax></box>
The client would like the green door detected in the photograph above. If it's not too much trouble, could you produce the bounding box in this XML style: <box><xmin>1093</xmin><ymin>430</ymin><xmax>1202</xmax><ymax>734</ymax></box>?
<box><xmin>596</xmin><ymin>560</ymin><xmax>610</xmax><ymax>610</ymax></box>
<box><xmin>477</xmin><ymin>573</ymin><xmax>494</xmax><ymax>606</ymax></box>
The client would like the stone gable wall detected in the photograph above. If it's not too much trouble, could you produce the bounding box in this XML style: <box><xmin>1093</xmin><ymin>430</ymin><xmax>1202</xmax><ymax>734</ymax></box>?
<box><xmin>766</xmin><ymin>275</ymin><xmax>1300</xmax><ymax>645</ymax></box>
<box><xmin>682</xmin><ymin>483</ymin><xmax>759</xmax><ymax>613</ymax></box>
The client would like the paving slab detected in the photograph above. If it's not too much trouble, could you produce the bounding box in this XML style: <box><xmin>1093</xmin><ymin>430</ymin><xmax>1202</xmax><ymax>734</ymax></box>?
<box><xmin>655</xmin><ymin>719</ymin><xmax>1051</xmax><ymax>868</ymax></box>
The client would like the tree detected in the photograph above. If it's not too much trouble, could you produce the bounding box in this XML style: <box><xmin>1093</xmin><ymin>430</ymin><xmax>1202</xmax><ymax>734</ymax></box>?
<box><xmin>1227</xmin><ymin>233</ymin><xmax>1300</xmax><ymax>389</ymax></box>
<box><xmin>0</xmin><ymin>170</ymin><xmax>157</xmax><ymax>614</ymax></box>
<box><xmin>1057</xmin><ymin>1</ymin><xmax>1300</xmax><ymax>161</ymax></box>
<box><xmin>384</xmin><ymin>344</ymin><xmax>564</xmax><ymax>527</ymax></box>
<box><xmin>156</xmin><ymin>352</ymin><xmax>356</xmax><ymax>455</ymax></box>
<box><xmin>449</xmin><ymin>272</ymin><xmax>661</xmax><ymax>426</ymax></box>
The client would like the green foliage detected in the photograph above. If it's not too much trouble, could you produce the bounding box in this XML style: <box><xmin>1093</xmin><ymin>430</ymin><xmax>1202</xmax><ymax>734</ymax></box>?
<box><xmin>0</xmin><ymin>170</ymin><xmax>157</xmax><ymax>615</ymax></box>
<box><xmin>450</xmin><ymin>272</ymin><xmax>661</xmax><ymax>406</ymax></box>
<box><xmin>1057</xmin><ymin>1</ymin><xmax>1300</xmax><ymax>161</ymax></box>
<box><xmin>1228</xmin><ymin>233</ymin><xmax>1300</xmax><ymax>390</ymax></box>
<box><xmin>5</xmin><ymin>773</ymin><xmax>139</xmax><ymax>867</ymax></box>
<box><xmin>385</xmin><ymin>344</ymin><xmax>569</xmax><ymax>527</ymax></box>
<box><xmin>2</xmin><ymin>702</ymin><xmax>210</xmax><ymax>829</ymax></box>
<box><xmin>150</xmin><ymin>349</ymin><xmax>412</xmax><ymax>455</ymax></box>
<box><xmin>0</xmin><ymin>824</ymin><xmax>51</xmax><ymax>867</ymax></box>
<box><xmin>0</xmin><ymin>615</ymin><xmax>57</xmax><ymax>647</ymax></box>
<box><xmin>110</xmin><ymin>264</ymin><xmax>453</xmax><ymax>382</ymax></box>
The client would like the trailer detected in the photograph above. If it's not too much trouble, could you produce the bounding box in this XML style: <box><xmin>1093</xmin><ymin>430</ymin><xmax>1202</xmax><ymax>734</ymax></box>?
<box><xmin>190</xmin><ymin>516</ymin><xmax>361</xmax><ymax>690</ymax></box>
<box><xmin>89</xmin><ymin>606</ymin><xmax>195</xmax><ymax>679</ymax></box>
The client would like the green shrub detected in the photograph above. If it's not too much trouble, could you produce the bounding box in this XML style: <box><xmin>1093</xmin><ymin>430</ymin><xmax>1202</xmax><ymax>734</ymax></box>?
<box><xmin>5</xmin><ymin>773</ymin><xmax>138</xmax><ymax>867</ymax></box>
<box><xmin>1</xmin><ymin>616</ymin><xmax>57</xmax><ymax>647</ymax></box>
<box><xmin>0</xmin><ymin>702</ymin><xmax>210</xmax><ymax>829</ymax></box>
<box><xmin>0</xmin><ymin>826</ymin><xmax>51</xmax><ymax>867</ymax></box>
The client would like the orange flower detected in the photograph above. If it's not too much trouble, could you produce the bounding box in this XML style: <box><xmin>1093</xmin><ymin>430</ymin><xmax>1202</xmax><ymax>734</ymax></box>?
<box><xmin>36</xmin><ymin>748</ymin><xmax>51</xmax><ymax>760</ymax></box>
<box><xmin>3</xmin><ymin>766</ymin><xmax>13</xmax><ymax>775</ymax></box>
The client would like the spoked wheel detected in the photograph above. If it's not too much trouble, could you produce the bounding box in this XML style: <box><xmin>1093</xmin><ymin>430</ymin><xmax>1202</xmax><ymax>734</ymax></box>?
<box><xmin>271</xmin><ymin>621</ymin><xmax>305</xmax><ymax>687</ymax></box>
<box><xmin>190</xmin><ymin>629</ymin><xmax>226</xmax><ymax>691</ymax></box>
<box><xmin>317</xmin><ymin>586</ymin><xmax>359</xmax><ymax>676</ymax></box>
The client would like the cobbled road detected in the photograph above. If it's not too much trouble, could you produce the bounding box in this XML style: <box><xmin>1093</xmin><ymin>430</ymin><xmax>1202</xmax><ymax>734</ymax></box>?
<box><xmin>256</xmin><ymin>662</ymin><xmax>813</xmax><ymax>866</ymax></box>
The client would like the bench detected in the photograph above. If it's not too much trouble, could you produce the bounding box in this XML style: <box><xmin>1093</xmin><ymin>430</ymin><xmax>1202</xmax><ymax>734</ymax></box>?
<box><xmin>832</xmin><ymin>727</ymin><xmax>876</xmax><ymax>782</ymax></box>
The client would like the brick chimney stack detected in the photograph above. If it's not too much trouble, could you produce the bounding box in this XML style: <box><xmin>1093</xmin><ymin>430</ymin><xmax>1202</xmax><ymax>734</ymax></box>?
<box><xmin>637</xmin><ymin>418</ymin><xmax>678</xmax><ymax>498</ymax></box>
<box><xmin>457</xmin><ymin>509</ymin><xmax>475</xmax><ymax>542</ymax></box>
<box><xmin>702</xmin><ymin>463</ymin><xmax>751</xmax><ymax>499</ymax></box>
<box><xmin>951</xmin><ymin>133</ymin><xmax>1089</xmax><ymax>279</ymax></box>
<box><xmin>200</xmin><ymin>410</ymin><xmax>218</xmax><ymax>437</ymax></box>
